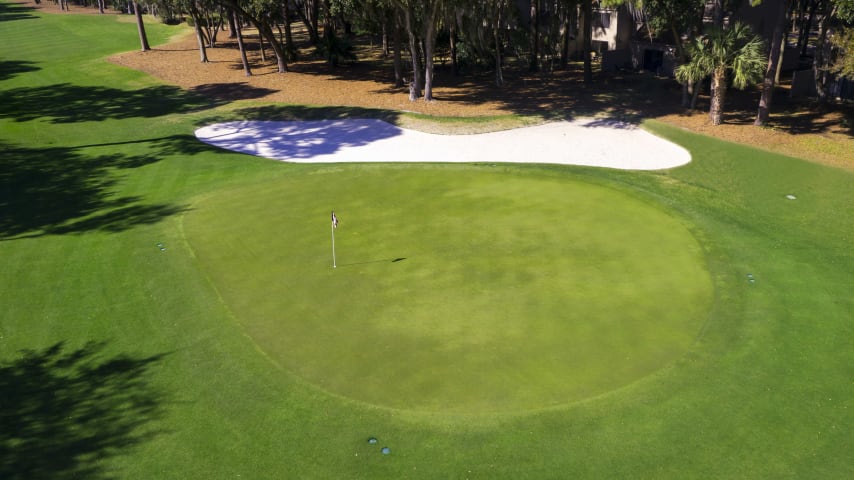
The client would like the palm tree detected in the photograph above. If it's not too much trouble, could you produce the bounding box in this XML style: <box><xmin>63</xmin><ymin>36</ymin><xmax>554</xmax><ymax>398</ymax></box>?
<box><xmin>676</xmin><ymin>22</ymin><xmax>766</xmax><ymax>125</ymax></box>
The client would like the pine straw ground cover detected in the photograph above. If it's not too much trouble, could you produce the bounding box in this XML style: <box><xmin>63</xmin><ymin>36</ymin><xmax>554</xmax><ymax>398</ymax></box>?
<box><xmin>109</xmin><ymin>19</ymin><xmax>854</xmax><ymax>169</ymax></box>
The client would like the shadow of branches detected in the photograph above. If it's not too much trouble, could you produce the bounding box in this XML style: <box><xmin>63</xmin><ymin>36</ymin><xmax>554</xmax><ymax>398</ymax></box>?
<box><xmin>196</xmin><ymin>118</ymin><xmax>404</xmax><ymax>160</ymax></box>
<box><xmin>0</xmin><ymin>2</ymin><xmax>37</xmax><ymax>22</ymax></box>
<box><xmin>189</xmin><ymin>82</ymin><xmax>278</xmax><ymax>101</ymax></box>
<box><xmin>71</xmin><ymin>134</ymin><xmax>221</xmax><ymax>158</ymax></box>
<box><xmin>231</xmin><ymin>104</ymin><xmax>403</xmax><ymax>124</ymax></box>
<box><xmin>0</xmin><ymin>60</ymin><xmax>40</xmax><ymax>81</ymax></box>
<box><xmin>0</xmin><ymin>341</ymin><xmax>168</xmax><ymax>480</ymax></box>
<box><xmin>0</xmin><ymin>84</ymin><xmax>213</xmax><ymax>123</ymax></box>
<box><xmin>0</xmin><ymin>140</ymin><xmax>189</xmax><ymax>239</ymax></box>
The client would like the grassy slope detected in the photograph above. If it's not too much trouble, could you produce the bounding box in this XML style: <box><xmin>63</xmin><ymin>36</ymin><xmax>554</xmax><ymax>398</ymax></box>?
<box><xmin>0</xmin><ymin>4</ymin><xmax>851</xmax><ymax>479</ymax></box>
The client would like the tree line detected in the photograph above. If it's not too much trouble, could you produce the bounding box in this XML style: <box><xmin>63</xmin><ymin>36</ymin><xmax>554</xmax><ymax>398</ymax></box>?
<box><xmin>62</xmin><ymin>0</ymin><xmax>854</xmax><ymax>126</ymax></box>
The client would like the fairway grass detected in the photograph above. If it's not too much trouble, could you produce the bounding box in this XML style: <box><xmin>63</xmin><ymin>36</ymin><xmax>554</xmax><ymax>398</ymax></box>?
<box><xmin>182</xmin><ymin>167</ymin><xmax>712</xmax><ymax>412</ymax></box>
<box><xmin>2</xmin><ymin>4</ymin><xmax>853</xmax><ymax>479</ymax></box>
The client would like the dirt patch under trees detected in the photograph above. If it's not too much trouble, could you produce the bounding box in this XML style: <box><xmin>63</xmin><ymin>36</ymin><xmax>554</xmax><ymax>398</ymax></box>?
<box><xmin>35</xmin><ymin>3</ymin><xmax>854</xmax><ymax>169</ymax></box>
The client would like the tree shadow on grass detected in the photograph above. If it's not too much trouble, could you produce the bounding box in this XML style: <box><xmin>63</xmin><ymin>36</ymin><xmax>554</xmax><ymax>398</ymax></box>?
<box><xmin>0</xmin><ymin>341</ymin><xmax>169</xmax><ymax>480</ymax></box>
<box><xmin>229</xmin><ymin>104</ymin><xmax>403</xmax><ymax>124</ymax></box>
<box><xmin>0</xmin><ymin>60</ymin><xmax>40</xmax><ymax>81</ymax></box>
<box><xmin>189</xmin><ymin>82</ymin><xmax>278</xmax><ymax>101</ymax></box>
<box><xmin>193</xmin><ymin>104</ymin><xmax>408</xmax><ymax>160</ymax></box>
<box><xmin>71</xmin><ymin>133</ymin><xmax>222</xmax><ymax>158</ymax></box>
<box><xmin>0</xmin><ymin>2</ymin><xmax>37</xmax><ymax>22</ymax></box>
<box><xmin>195</xmin><ymin>117</ymin><xmax>404</xmax><ymax>160</ymax></box>
<box><xmin>0</xmin><ymin>84</ymin><xmax>214</xmax><ymax>124</ymax></box>
<box><xmin>0</xmin><ymin>140</ymin><xmax>188</xmax><ymax>240</ymax></box>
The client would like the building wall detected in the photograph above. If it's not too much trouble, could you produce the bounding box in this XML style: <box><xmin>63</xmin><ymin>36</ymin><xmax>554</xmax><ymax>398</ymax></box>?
<box><xmin>591</xmin><ymin>7</ymin><xmax>635</xmax><ymax>51</ymax></box>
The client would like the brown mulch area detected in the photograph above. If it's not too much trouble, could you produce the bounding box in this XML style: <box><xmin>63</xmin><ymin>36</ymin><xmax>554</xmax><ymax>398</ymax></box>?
<box><xmin>37</xmin><ymin>3</ymin><xmax>854</xmax><ymax>169</ymax></box>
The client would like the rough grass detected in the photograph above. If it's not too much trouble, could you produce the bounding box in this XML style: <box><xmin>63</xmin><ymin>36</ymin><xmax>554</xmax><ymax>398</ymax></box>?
<box><xmin>1</xmin><ymin>4</ymin><xmax>852</xmax><ymax>479</ymax></box>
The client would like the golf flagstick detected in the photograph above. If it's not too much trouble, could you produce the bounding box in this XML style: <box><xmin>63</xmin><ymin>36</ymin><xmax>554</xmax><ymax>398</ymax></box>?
<box><xmin>331</xmin><ymin>211</ymin><xmax>339</xmax><ymax>268</ymax></box>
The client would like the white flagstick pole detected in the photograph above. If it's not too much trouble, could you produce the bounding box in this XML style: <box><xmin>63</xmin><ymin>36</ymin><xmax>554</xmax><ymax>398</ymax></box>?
<box><xmin>331</xmin><ymin>211</ymin><xmax>337</xmax><ymax>268</ymax></box>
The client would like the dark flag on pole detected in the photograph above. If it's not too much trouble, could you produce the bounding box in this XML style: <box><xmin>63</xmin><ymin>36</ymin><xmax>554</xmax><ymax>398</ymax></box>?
<box><xmin>331</xmin><ymin>211</ymin><xmax>339</xmax><ymax>229</ymax></box>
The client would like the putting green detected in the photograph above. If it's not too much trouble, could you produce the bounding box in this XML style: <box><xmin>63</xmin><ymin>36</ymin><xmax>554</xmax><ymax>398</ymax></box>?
<box><xmin>182</xmin><ymin>165</ymin><xmax>713</xmax><ymax>413</ymax></box>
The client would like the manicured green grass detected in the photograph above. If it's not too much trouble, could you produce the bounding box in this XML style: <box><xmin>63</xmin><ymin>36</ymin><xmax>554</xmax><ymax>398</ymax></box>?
<box><xmin>183</xmin><ymin>167</ymin><xmax>712</xmax><ymax>413</ymax></box>
<box><xmin>1</xmin><ymin>4</ymin><xmax>852</xmax><ymax>479</ymax></box>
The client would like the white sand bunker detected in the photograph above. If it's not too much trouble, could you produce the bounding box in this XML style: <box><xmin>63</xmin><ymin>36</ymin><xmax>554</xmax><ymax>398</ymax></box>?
<box><xmin>194</xmin><ymin>118</ymin><xmax>691</xmax><ymax>170</ymax></box>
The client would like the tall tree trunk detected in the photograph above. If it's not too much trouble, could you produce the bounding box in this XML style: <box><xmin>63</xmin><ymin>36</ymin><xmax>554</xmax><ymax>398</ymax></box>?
<box><xmin>208</xmin><ymin>12</ymin><xmax>222</xmax><ymax>47</ymax></box>
<box><xmin>450</xmin><ymin>23</ymin><xmax>459</xmax><ymax>76</ymax></box>
<box><xmin>529</xmin><ymin>0</ymin><xmax>539</xmax><ymax>72</ymax></box>
<box><xmin>215</xmin><ymin>17</ymin><xmax>223</xmax><ymax>45</ymax></box>
<box><xmin>393</xmin><ymin>12</ymin><xmax>404</xmax><ymax>87</ymax></box>
<box><xmin>282</xmin><ymin>1</ymin><xmax>296</xmax><ymax>61</ymax></box>
<box><xmin>422</xmin><ymin>1</ymin><xmax>440</xmax><ymax>101</ymax></box>
<box><xmin>382</xmin><ymin>19</ymin><xmax>389</xmax><ymax>57</ymax></box>
<box><xmin>691</xmin><ymin>80</ymin><xmax>701</xmax><ymax>110</ymax></box>
<box><xmin>798</xmin><ymin>0</ymin><xmax>819</xmax><ymax>56</ymax></box>
<box><xmin>132</xmin><ymin>1</ymin><xmax>150</xmax><ymax>52</ymax></box>
<box><xmin>423</xmin><ymin>27</ymin><xmax>436</xmax><ymax>101</ymax></box>
<box><xmin>295</xmin><ymin>1</ymin><xmax>320</xmax><ymax>44</ymax></box>
<box><xmin>189</xmin><ymin>9</ymin><xmax>209</xmax><ymax>63</ymax></box>
<box><xmin>671</xmin><ymin>19</ymin><xmax>687</xmax><ymax>62</ymax></box>
<box><xmin>322</xmin><ymin>0</ymin><xmax>334</xmax><ymax>41</ymax></box>
<box><xmin>794</xmin><ymin>0</ymin><xmax>806</xmax><ymax>45</ymax></box>
<box><xmin>813</xmin><ymin>4</ymin><xmax>833</xmax><ymax>103</ymax></box>
<box><xmin>228</xmin><ymin>0</ymin><xmax>288</xmax><ymax>73</ymax></box>
<box><xmin>582</xmin><ymin>0</ymin><xmax>592</xmax><ymax>83</ymax></box>
<box><xmin>774</xmin><ymin>30</ymin><xmax>786</xmax><ymax>83</ymax></box>
<box><xmin>404</xmin><ymin>5</ymin><xmax>423</xmax><ymax>100</ymax></box>
<box><xmin>494</xmin><ymin>5</ymin><xmax>504</xmax><ymax>86</ymax></box>
<box><xmin>233</xmin><ymin>10</ymin><xmax>252</xmax><ymax>76</ymax></box>
<box><xmin>257</xmin><ymin>20</ymin><xmax>288</xmax><ymax>73</ymax></box>
<box><xmin>227</xmin><ymin>7</ymin><xmax>237</xmax><ymax>39</ymax></box>
<box><xmin>672</xmin><ymin>19</ymin><xmax>691</xmax><ymax>107</ymax></box>
<box><xmin>98</xmin><ymin>0</ymin><xmax>104</xmax><ymax>14</ymax></box>
<box><xmin>755</xmin><ymin>0</ymin><xmax>790</xmax><ymax>126</ymax></box>
<box><xmin>201</xmin><ymin>13</ymin><xmax>213</xmax><ymax>47</ymax></box>
<box><xmin>311</xmin><ymin>0</ymin><xmax>320</xmax><ymax>43</ymax></box>
<box><xmin>710</xmin><ymin>67</ymin><xmax>727</xmax><ymax>125</ymax></box>
<box><xmin>560</xmin><ymin>4</ymin><xmax>572</xmax><ymax>69</ymax></box>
